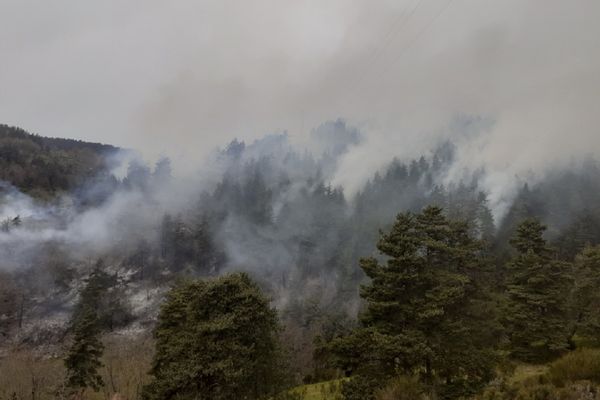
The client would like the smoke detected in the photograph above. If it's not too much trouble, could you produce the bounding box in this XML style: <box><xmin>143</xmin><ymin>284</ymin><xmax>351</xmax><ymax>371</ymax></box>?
<box><xmin>0</xmin><ymin>1</ymin><xmax>599</xmax><ymax>275</ymax></box>
<box><xmin>2</xmin><ymin>1</ymin><xmax>599</xmax><ymax>189</ymax></box>
<box><xmin>0</xmin><ymin>150</ymin><xmax>192</xmax><ymax>270</ymax></box>
<box><xmin>131</xmin><ymin>0</ymin><xmax>600</xmax><ymax>207</ymax></box>
<box><xmin>0</xmin><ymin>122</ymin><xmax>347</xmax><ymax>271</ymax></box>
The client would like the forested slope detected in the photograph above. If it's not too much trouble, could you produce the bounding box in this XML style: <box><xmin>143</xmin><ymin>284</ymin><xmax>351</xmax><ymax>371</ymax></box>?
<box><xmin>0</xmin><ymin>124</ymin><xmax>118</xmax><ymax>197</ymax></box>
<box><xmin>2</xmin><ymin>121</ymin><xmax>600</xmax><ymax>399</ymax></box>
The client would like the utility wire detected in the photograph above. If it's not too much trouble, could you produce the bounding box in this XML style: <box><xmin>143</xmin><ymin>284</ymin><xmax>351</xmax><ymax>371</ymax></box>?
<box><xmin>384</xmin><ymin>0</ymin><xmax>455</xmax><ymax>74</ymax></box>
<box><xmin>346</xmin><ymin>0</ymin><xmax>455</xmax><ymax>110</ymax></box>
<box><xmin>348</xmin><ymin>0</ymin><xmax>424</xmax><ymax>100</ymax></box>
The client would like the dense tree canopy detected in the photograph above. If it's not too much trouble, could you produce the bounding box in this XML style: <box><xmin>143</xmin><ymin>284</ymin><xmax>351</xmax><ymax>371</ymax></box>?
<box><xmin>331</xmin><ymin>206</ymin><xmax>498</xmax><ymax>399</ymax></box>
<box><xmin>504</xmin><ymin>219</ymin><xmax>573</xmax><ymax>362</ymax></box>
<box><xmin>143</xmin><ymin>273</ymin><xmax>286</xmax><ymax>400</ymax></box>
<box><xmin>0</xmin><ymin>124</ymin><xmax>117</xmax><ymax>197</ymax></box>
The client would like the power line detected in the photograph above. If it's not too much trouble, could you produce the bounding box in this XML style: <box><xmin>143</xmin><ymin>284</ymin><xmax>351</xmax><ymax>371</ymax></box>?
<box><xmin>348</xmin><ymin>0</ymin><xmax>424</xmax><ymax>100</ymax></box>
<box><xmin>346</xmin><ymin>0</ymin><xmax>455</xmax><ymax>109</ymax></box>
<box><xmin>386</xmin><ymin>0</ymin><xmax>455</xmax><ymax>71</ymax></box>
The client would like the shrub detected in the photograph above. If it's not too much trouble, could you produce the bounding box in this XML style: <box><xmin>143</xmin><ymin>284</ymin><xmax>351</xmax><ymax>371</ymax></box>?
<box><xmin>548</xmin><ymin>348</ymin><xmax>600</xmax><ymax>387</ymax></box>
<box><xmin>341</xmin><ymin>376</ymin><xmax>379</xmax><ymax>400</ymax></box>
<box><xmin>142</xmin><ymin>273</ymin><xmax>287</xmax><ymax>400</ymax></box>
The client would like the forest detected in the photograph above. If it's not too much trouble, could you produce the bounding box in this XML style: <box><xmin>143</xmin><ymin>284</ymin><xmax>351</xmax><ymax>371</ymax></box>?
<box><xmin>2</xmin><ymin>122</ymin><xmax>600</xmax><ymax>399</ymax></box>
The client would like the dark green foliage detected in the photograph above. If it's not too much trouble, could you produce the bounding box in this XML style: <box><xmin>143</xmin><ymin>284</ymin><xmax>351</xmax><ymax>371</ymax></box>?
<box><xmin>8</xmin><ymin>120</ymin><xmax>600</xmax><ymax>399</ymax></box>
<box><xmin>476</xmin><ymin>192</ymin><xmax>496</xmax><ymax>244</ymax></box>
<box><xmin>341</xmin><ymin>376</ymin><xmax>379</xmax><ymax>400</ymax></box>
<box><xmin>243</xmin><ymin>167</ymin><xmax>274</xmax><ymax>225</ymax></box>
<box><xmin>331</xmin><ymin>327</ymin><xmax>428</xmax><ymax>382</ymax></box>
<box><xmin>504</xmin><ymin>219</ymin><xmax>573</xmax><ymax>362</ymax></box>
<box><xmin>571</xmin><ymin>246</ymin><xmax>600</xmax><ymax>340</ymax></box>
<box><xmin>54</xmin><ymin>259</ymin><xmax>128</xmax><ymax>400</ymax></box>
<box><xmin>0</xmin><ymin>124</ymin><xmax>116</xmax><ymax>197</ymax></box>
<box><xmin>143</xmin><ymin>272</ymin><xmax>287</xmax><ymax>400</ymax></box>
<box><xmin>497</xmin><ymin>161</ymin><xmax>600</xmax><ymax>260</ymax></box>
<box><xmin>71</xmin><ymin>261</ymin><xmax>131</xmax><ymax>332</ymax></box>
<box><xmin>331</xmin><ymin>206</ymin><xmax>498</xmax><ymax>399</ymax></box>
<box><xmin>159</xmin><ymin>213</ymin><xmax>224</xmax><ymax>274</ymax></box>
<box><xmin>210</xmin><ymin>160</ymin><xmax>274</xmax><ymax>226</ymax></box>
<box><xmin>64</xmin><ymin>306</ymin><xmax>105</xmax><ymax>393</ymax></box>
<box><xmin>283</xmin><ymin>294</ymin><xmax>355</xmax><ymax>382</ymax></box>
<box><xmin>555</xmin><ymin>213</ymin><xmax>600</xmax><ymax>259</ymax></box>
<box><xmin>71</xmin><ymin>263</ymin><xmax>113</xmax><ymax>321</ymax></box>
<box><xmin>494</xmin><ymin>184</ymin><xmax>544</xmax><ymax>255</ymax></box>
<box><xmin>64</xmin><ymin>263</ymin><xmax>110</xmax><ymax>394</ymax></box>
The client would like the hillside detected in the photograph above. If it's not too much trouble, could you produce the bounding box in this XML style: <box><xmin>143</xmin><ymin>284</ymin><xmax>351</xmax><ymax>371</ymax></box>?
<box><xmin>2</xmin><ymin>123</ymin><xmax>600</xmax><ymax>399</ymax></box>
<box><xmin>0</xmin><ymin>124</ymin><xmax>118</xmax><ymax>198</ymax></box>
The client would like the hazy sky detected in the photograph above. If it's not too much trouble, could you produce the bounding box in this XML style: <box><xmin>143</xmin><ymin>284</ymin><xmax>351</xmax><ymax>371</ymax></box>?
<box><xmin>1</xmin><ymin>0</ymin><xmax>599</xmax><ymax>183</ymax></box>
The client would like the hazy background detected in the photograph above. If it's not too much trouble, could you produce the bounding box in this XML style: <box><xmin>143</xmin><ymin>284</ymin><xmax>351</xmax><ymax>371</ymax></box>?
<box><xmin>1</xmin><ymin>0</ymin><xmax>599</xmax><ymax>202</ymax></box>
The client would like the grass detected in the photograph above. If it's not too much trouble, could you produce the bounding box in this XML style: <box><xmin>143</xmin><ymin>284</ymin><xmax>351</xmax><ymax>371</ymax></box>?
<box><xmin>287</xmin><ymin>365</ymin><xmax>553</xmax><ymax>400</ymax></box>
<box><xmin>508</xmin><ymin>363</ymin><xmax>549</xmax><ymax>385</ymax></box>
<box><xmin>288</xmin><ymin>379</ymin><xmax>345</xmax><ymax>400</ymax></box>
<box><xmin>286</xmin><ymin>366</ymin><xmax>551</xmax><ymax>400</ymax></box>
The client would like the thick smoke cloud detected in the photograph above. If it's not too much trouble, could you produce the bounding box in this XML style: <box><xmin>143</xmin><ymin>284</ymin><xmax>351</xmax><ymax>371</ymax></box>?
<box><xmin>1</xmin><ymin>0</ymin><xmax>599</xmax><ymax>218</ymax></box>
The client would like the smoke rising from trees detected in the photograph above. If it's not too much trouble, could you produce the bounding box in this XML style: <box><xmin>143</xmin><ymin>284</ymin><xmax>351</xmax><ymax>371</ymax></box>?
<box><xmin>1</xmin><ymin>1</ymin><xmax>598</xmax><ymax>203</ymax></box>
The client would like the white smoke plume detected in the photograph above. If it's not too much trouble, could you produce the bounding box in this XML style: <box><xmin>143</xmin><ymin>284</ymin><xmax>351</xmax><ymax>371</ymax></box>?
<box><xmin>0</xmin><ymin>1</ymin><xmax>598</xmax><ymax>259</ymax></box>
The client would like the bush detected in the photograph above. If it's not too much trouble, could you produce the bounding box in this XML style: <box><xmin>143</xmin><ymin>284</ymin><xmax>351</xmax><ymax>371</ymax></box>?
<box><xmin>475</xmin><ymin>350</ymin><xmax>600</xmax><ymax>400</ymax></box>
<box><xmin>142</xmin><ymin>273</ymin><xmax>287</xmax><ymax>400</ymax></box>
<box><xmin>548</xmin><ymin>348</ymin><xmax>600</xmax><ymax>387</ymax></box>
<box><xmin>341</xmin><ymin>376</ymin><xmax>379</xmax><ymax>400</ymax></box>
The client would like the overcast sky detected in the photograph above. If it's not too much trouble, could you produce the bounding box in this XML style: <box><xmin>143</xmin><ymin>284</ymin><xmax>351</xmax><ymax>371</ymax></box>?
<box><xmin>1</xmin><ymin>0</ymin><xmax>599</xmax><ymax>184</ymax></box>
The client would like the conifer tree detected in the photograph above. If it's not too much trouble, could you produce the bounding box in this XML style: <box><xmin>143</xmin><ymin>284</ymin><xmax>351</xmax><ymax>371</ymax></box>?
<box><xmin>64</xmin><ymin>263</ymin><xmax>108</xmax><ymax>396</ymax></box>
<box><xmin>571</xmin><ymin>245</ymin><xmax>600</xmax><ymax>340</ymax></box>
<box><xmin>143</xmin><ymin>273</ymin><xmax>286</xmax><ymax>400</ymax></box>
<box><xmin>504</xmin><ymin>219</ymin><xmax>573</xmax><ymax>362</ymax></box>
<box><xmin>64</xmin><ymin>306</ymin><xmax>104</xmax><ymax>395</ymax></box>
<box><xmin>331</xmin><ymin>206</ymin><xmax>497</xmax><ymax>399</ymax></box>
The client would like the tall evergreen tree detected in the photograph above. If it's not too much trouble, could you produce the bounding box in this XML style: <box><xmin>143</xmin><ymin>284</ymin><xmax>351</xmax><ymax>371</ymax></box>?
<box><xmin>571</xmin><ymin>245</ymin><xmax>600</xmax><ymax>341</ymax></box>
<box><xmin>64</xmin><ymin>306</ymin><xmax>104</xmax><ymax>396</ymax></box>
<box><xmin>331</xmin><ymin>206</ymin><xmax>497</xmax><ymax>399</ymax></box>
<box><xmin>143</xmin><ymin>273</ymin><xmax>287</xmax><ymax>400</ymax></box>
<box><xmin>475</xmin><ymin>192</ymin><xmax>495</xmax><ymax>244</ymax></box>
<box><xmin>504</xmin><ymin>219</ymin><xmax>573</xmax><ymax>362</ymax></box>
<box><xmin>64</xmin><ymin>263</ymin><xmax>108</xmax><ymax>396</ymax></box>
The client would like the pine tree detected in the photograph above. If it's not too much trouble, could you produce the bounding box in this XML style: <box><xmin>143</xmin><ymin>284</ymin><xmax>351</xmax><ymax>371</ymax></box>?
<box><xmin>193</xmin><ymin>214</ymin><xmax>221</xmax><ymax>274</ymax></box>
<box><xmin>159</xmin><ymin>213</ymin><xmax>174</xmax><ymax>260</ymax></box>
<box><xmin>475</xmin><ymin>192</ymin><xmax>495</xmax><ymax>244</ymax></box>
<box><xmin>504</xmin><ymin>219</ymin><xmax>573</xmax><ymax>362</ymax></box>
<box><xmin>331</xmin><ymin>206</ymin><xmax>497</xmax><ymax>399</ymax></box>
<box><xmin>571</xmin><ymin>245</ymin><xmax>600</xmax><ymax>340</ymax></box>
<box><xmin>64</xmin><ymin>306</ymin><xmax>104</xmax><ymax>395</ymax></box>
<box><xmin>64</xmin><ymin>263</ymin><xmax>108</xmax><ymax>396</ymax></box>
<box><xmin>142</xmin><ymin>273</ymin><xmax>287</xmax><ymax>400</ymax></box>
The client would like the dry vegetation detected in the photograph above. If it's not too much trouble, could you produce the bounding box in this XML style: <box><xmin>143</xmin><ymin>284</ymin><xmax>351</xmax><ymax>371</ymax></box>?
<box><xmin>0</xmin><ymin>335</ymin><xmax>153</xmax><ymax>400</ymax></box>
